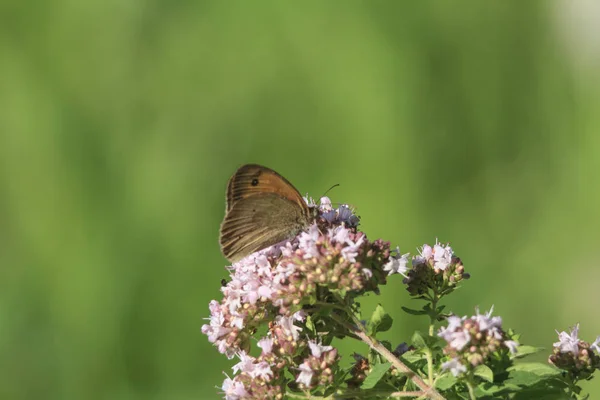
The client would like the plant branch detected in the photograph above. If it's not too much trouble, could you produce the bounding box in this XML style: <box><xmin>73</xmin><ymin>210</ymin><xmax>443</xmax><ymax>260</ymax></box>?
<box><xmin>329</xmin><ymin>313</ymin><xmax>445</xmax><ymax>400</ymax></box>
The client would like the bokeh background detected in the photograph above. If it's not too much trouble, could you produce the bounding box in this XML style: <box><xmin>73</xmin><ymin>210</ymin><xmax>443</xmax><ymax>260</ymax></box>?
<box><xmin>1</xmin><ymin>1</ymin><xmax>600</xmax><ymax>399</ymax></box>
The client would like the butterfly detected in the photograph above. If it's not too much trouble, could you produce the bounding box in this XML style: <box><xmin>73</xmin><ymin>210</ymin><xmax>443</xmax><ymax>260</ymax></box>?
<box><xmin>219</xmin><ymin>164</ymin><xmax>318</xmax><ymax>262</ymax></box>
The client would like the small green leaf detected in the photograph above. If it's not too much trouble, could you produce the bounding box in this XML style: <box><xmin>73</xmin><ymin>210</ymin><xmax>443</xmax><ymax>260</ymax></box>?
<box><xmin>361</xmin><ymin>362</ymin><xmax>392</xmax><ymax>389</ymax></box>
<box><xmin>399</xmin><ymin>350</ymin><xmax>426</xmax><ymax>363</ymax></box>
<box><xmin>401</xmin><ymin>306</ymin><xmax>427</xmax><ymax>316</ymax></box>
<box><xmin>305</xmin><ymin>315</ymin><xmax>315</xmax><ymax>333</ymax></box>
<box><xmin>473</xmin><ymin>365</ymin><xmax>494</xmax><ymax>383</ymax></box>
<box><xmin>411</xmin><ymin>331</ymin><xmax>426</xmax><ymax>348</ymax></box>
<box><xmin>434</xmin><ymin>373</ymin><xmax>458</xmax><ymax>390</ymax></box>
<box><xmin>367</xmin><ymin>304</ymin><xmax>393</xmax><ymax>335</ymax></box>
<box><xmin>380</xmin><ymin>340</ymin><xmax>392</xmax><ymax>351</ymax></box>
<box><xmin>423</xmin><ymin>335</ymin><xmax>445</xmax><ymax>350</ymax></box>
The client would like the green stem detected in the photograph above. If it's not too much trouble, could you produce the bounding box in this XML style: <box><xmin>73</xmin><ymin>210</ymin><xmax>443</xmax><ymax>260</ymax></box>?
<box><xmin>466</xmin><ymin>380</ymin><xmax>476</xmax><ymax>400</ymax></box>
<box><xmin>425</xmin><ymin>349</ymin><xmax>434</xmax><ymax>386</ymax></box>
<box><xmin>426</xmin><ymin>289</ymin><xmax>439</xmax><ymax>385</ymax></box>
<box><xmin>313</xmin><ymin>301</ymin><xmax>348</xmax><ymax>313</ymax></box>
<box><xmin>429</xmin><ymin>289</ymin><xmax>439</xmax><ymax>337</ymax></box>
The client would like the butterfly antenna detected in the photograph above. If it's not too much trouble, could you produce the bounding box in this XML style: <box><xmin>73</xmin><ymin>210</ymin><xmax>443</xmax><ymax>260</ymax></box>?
<box><xmin>322</xmin><ymin>183</ymin><xmax>340</xmax><ymax>199</ymax></box>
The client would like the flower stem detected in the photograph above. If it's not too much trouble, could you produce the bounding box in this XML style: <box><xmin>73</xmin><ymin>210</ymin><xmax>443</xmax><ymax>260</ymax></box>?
<box><xmin>333</xmin><ymin>390</ymin><xmax>428</xmax><ymax>398</ymax></box>
<box><xmin>330</xmin><ymin>313</ymin><xmax>445</xmax><ymax>400</ymax></box>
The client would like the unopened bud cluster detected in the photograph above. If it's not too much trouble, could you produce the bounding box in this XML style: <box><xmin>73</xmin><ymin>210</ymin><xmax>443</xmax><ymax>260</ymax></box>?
<box><xmin>549</xmin><ymin>324</ymin><xmax>600</xmax><ymax>380</ymax></box>
<box><xmin>346</xmin><ymin>353</ymin><xmax>370</xmax><ymax>388</ymax></box>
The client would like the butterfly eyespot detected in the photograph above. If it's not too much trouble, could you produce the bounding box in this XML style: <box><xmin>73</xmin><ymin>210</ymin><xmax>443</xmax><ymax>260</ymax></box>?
<box><xmin>251</xmin><ymin>178</ymin><xmax>259</xmax><ymax>186</ymax></box>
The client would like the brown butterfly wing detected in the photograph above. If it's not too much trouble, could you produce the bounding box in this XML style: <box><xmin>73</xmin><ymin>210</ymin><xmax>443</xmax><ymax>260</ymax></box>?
<box><xmin>220</xmin><ymin>193</ymin><xmax>312</xmax><ymax>262</ymax></box>
<box><xmin>226</xmin><ymin>164</ymin><xmax>308</xmax><ymax>212</ymax></box>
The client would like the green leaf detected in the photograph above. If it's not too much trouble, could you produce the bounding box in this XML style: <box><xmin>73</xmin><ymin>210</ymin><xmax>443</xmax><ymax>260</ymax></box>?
<box><xmin>367</xmin><ymin>304</ymin><xmax>393</xmax><ymax>336</ymax></box>
<box><xmin>507</xmin><ymin>363</ymin><xmax>562</xmax><ymax>387</ymax></box>
<box><xmin>434</xmin><ymin>373</ymin><xmax>458</xmax><ymax>390</ymax></box>
<box><xmin>512</xmin><ymin>386</ymin><xmax>571</xmax><ymax>400</ymax></box>
<box><xmin>474</xmin><ymin>383</ymin><xmax>517</xmax><ymax>397</ymax></box>
<box><xmin>361</xmin><ymin>362</ymin><xmax>392</xmax><ymax>389</ymax></box>
<box><xmin>473</xmin><ymin>365</ymin><xmax>494</xmax><ymax>383</ymax></box>
<box><xmin>401</xmin><ymin>306</ymin><xmax>427</xmax><ymax>316</ymax></box>
<box><xmin>508</xmin><ymin>362</ymin><xmax>561</xmax><ymax>377</ymax></box>
<box><xmin>513</xmin><ymin>345</ymin><xmax>544</xmax><ymax>358</ymax></box>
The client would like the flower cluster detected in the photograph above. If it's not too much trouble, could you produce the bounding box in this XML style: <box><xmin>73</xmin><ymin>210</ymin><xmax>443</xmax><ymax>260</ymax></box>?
<box><xmin>204</xmin><ymin>188</ymin><xmax>600</xmax><ymax>399</ymax></box>
<box><xmin>222</xmin><ymin>351</ymin><xmax>282</xmax><ymax>400</ymax></box>
<box><xmin>296</xmin><ymin>340</ymin><xmax>339</xmax><ymax>389</ymax></box>
<box><xmin>549</xmin><ymin>324</ymin><xmax>600</xmax><ymax>380</ymax></box>
<box><xmin>438</xmin><ymin>307</ymin><xmax>518</xmax><ymax>377</ymax></box>
<box><xmin>392</xmin><ymin>241</ymin><xmax>469</xmax><ymax>297</ymax></box>
<box><xmin>219</xmin><ymin>314</ymin><xmax>340</xmax><ymax>399</ymax></box>
<box><xmin>202</xmin><ymin>197</ymin><xmax>392</xmax><ymax>357</ymax></box>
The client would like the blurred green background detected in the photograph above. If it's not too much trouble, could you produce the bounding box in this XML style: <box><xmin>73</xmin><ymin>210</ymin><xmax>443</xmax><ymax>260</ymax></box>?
<box><xmin>1</xmin><ymin>1</ymin><xmax>599</xmax><ymax>399</ymax></box>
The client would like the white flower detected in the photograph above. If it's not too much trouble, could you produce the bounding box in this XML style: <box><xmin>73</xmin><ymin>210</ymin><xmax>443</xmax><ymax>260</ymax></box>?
<box><xmin>292</xmin><ymin>310</ymin><xmax>307</xmax><ymax>322</ymax></box>
<box><xmin>275</xmin><ymin>315</ymin><xmax>302</xmax><ymax>341</ymax></box>
<box><xmin>257</xmin><ymin>337</ymin><xmax>274</xmax><ymax>355</ymax></box>
<box><xmin>222</xmin><ymin>376</ymin><xmax>248</xmax><ymax>400</ymax></box>
<box><xmin>441</xmin><ymin>358</ymin><xmax>467</xmax><ymax>377</ymax></box>
<box><xmin>232</xmin><ymin>352</ymin><xmax>273</xmax><ymax>380</ymax></box>
<box><xmin>298</xmin><ymin>224</ymin><xmax>320</xmax><ymax>259</ymax></box>
<box><xmin>433</xmin><ymin>242</ymin><xmax>453</xmax><ymax>270</ymax></box>
<box><xmin>554</xmin><ymin>324</ymin><xmax>580</xmax><ymax>355</ymax></box>
<box><xmin>304</xmin><ymin>196</ymin><xmax>317</xmax><ymax>208</ymax></box>
<box><xmin>419</xmin><ymin>244</ymin><xmax>433</xmax><ymax>259</ymax></box>
<box><xmin>591</xmin><ymin>336</ymin><xmax>600</xmax><ymax>353</ymax></box>
<box><xmin>505</xmin><ymin>340</ymin><xmax>519</xmax><ymax>354</ymax></box>
<box><xmin>319</xmin><ymin>196</ymin><xmax>333</xmax><ymax>211</ymax></box>
<box><xmin>474</xmin><ymin>307</ymin><xmax>503</xmax><ymax>339</ymax></box>
<box><xmin>251</xmin><ymin>361</ymin><xmax>273</xmax><ymax>380</ymax></box>
<box><xmin>340</xmin><ymin>234</ymin><xmax>364</xmax><ymax>262</ymax></box>
<box><xmin>448</xmin><ymin>330</ymin><xmax>471</xmax><ymax>351</ymax></box>
<box><xmin>332</xmin><ymin>226</ymin><xmax>350</xmax><ymax>243</ymax></box>
<box><xmin>438</xmin><ymin>315</ymin><xmax>470</xmax><ymax>350</ymax></box>
<box><xmin>232</xmin><ymin>351</ymin><xmax>255</xmax><ymax>375</ymax></box>
<box><xmin>446</xmin><ymin>315</ymin><xmax>464</xmax><ymax>331</ymax></box>
<box><xmin>383</xmin><ymin>247</ymin><xmax>409</xmax><ymax>276</ymax></box>
<box><xmin>308</xmin><ymin>340</ymin><xmax>333</xmax><ymax>358</ymax></box>
<box><xmin>296</xmin><ymin>362</ymin><xmax>313</xmax><ymax>387</ymax></box>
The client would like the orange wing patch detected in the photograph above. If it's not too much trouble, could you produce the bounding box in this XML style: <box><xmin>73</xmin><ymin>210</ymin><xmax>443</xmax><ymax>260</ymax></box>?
<box><xmin>225</xmin><ymin>164</ymin><xmax>307</xmax><ymax>211</ymax></box>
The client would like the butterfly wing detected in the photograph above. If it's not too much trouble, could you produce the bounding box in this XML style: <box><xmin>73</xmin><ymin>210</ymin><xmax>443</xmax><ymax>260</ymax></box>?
<box><xmin>226</xmin><ymin>164</ymin><xmax>308</xmax><ymax>213</ymax></box>
<box><xmin>220</xmin><ymin>193</ymin><xmax>312</xmax><ymax>262</ymax></box>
